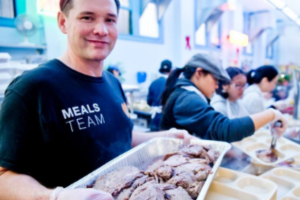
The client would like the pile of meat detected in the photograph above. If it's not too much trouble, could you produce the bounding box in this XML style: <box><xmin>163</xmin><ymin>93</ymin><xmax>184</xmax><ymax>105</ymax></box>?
<box><xmin>93</xmin><ymin>144</ymin><xmax>220</xmax><ymax>200</ymax></box>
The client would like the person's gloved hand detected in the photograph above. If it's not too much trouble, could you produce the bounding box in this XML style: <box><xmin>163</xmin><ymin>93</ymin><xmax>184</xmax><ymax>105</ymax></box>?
<box><xmin>273</xmin><ymin>100</ymin><xmax>290</xmax><ymax>111</ymax></box>
<box><xmin>269</xmin><ymin>109</ymin><xmax>288</xmax><ymax>137</ymax></box>
<box><xmin>165</xmin><ymin>128</ymin><xmax>199</xmax><ymax>144</ymax></box>
<box><xmin>51</xmin><ymin>187</ymin><xmax>113</xmax><ymax>200</ymax></box>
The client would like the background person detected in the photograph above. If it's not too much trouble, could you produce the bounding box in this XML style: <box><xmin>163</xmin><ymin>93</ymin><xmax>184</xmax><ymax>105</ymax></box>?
<box><xmin>211</xmin><ymin>67</ymin><xmax>249</xmax><ymax>119</ymax></box>
<box><xmin>160</xmin><ymin>54</ymin><xmax>287</xmax><ymax>143</ymax></box>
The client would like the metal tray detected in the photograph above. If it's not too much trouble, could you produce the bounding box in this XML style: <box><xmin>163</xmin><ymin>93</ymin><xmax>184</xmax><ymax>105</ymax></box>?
<box><xmin>67</xmin><ymin>138</ymin><xmax>231</xmax><ymax>200</ymax></box>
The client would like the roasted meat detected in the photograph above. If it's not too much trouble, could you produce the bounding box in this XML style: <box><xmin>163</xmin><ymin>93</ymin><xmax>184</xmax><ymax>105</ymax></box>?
<box><xmin>129</xmin><ymin>181</ymin><xmax>165</xmax><ymax>200</ymax></box>
<box><xmin>93</xmin><ymin>144</ymin><xmax>220</xmax><ymax>200</ymax></box>
<box><xmin>165</xmin><ymin>187</ymin><xmax>193</xmax><ymax>200</ymax></box>
<box><xmin>93</xmin><ymin>166</ymin><xmax>143</xmax><ymax>196</ymax></box>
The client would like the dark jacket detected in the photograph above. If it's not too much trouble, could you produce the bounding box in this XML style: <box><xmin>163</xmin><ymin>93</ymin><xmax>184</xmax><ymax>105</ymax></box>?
<box><xmin>160</xmin><ymin>78</ymin><xmax>255</xmax><ymax>143</ymax></box>
<box><xmin>147</xmin><ymin>77</ymin><xmax>167</xmax><ymax>106</ymax></box>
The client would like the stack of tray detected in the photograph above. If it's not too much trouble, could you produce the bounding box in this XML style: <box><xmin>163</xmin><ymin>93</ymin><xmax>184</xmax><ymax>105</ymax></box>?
<box><xmin>67</xmin><ymin>138</ymin><xmax>231</xmax><ymax>200</ymax></box>
<box><xmin>206</xmin><ymin>167</ymin><xmax>277</xmax><ymax>200</ymax></box>
<box><xmin>233</xmin><ymin>130</ymin><xmax>300</xmax><ymax>166</ymax></box>
<box><xmin>260</xmin><ymin>167</ymin><xmax>300</xmax><ymax>200</ymax></box>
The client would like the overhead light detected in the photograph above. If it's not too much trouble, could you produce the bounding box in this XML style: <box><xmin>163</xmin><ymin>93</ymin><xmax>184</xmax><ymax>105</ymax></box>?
<box><xmin>229</xmin><ymin>31</ymin><xmax>249</xmax><ymax>47</ymax></box>
<box><xmin>37</xmin><ymin>0</ymin><xmax>59</xmax><ymax>16</ymax></box>
<box><xmin>296</xmin><ymin>18</ymin><xmax>300</xmax><ymax>26</ymax></box>
<box><xmin>282</xmin><ymin>7</ymin><xmax>299</xmax><ymax>20</ymax></box>
<box><xmin>268</xmin><ymin>0</ymin><xmax>286</xmax><ymax>9</ymax></box>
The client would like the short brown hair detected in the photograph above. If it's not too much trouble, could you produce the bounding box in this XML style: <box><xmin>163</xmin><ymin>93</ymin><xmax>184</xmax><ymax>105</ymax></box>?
<box><xmin>59</xmin><ymin>0</ymin><xmax>120</xmax><ymax>16</ymax></box>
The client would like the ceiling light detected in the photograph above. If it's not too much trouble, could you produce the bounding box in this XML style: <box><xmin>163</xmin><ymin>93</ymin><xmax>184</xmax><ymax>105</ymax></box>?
<box><xmin>268</xmin><ymin>0</ymin><xmax>286</xmax><ymax>9</ymax></box>
<box><xmin>229</xmin><ymin>31</ymin><xmax>249</xmax><ymax>47</ymax></box>
<box><xmin>296</xmin><ymin>18</ymin><xmax>300</xmax><ymax>26</ymax></box>
<box><xmin>282</xmin><ymin>7</ymin><xmax>299</xmax><ymax>20</ymax></box>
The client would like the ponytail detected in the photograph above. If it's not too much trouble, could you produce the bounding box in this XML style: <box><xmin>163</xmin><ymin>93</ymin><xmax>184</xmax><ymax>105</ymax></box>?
<box><xmin>247</xmin><ymin>69</ymin><xmax>256</xmax><ymax>85</ymax></box>
<box><xmin>161</xmin><ymin>67</ymin><xmax>184</xmax><ymax>107</ymax></box>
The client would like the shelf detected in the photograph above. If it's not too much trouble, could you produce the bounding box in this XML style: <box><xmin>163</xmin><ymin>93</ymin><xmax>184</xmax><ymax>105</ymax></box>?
<box><xmin>0</xmin><ymin>44</ymin><xmax>46</xmax><ymax>53</ymax></box>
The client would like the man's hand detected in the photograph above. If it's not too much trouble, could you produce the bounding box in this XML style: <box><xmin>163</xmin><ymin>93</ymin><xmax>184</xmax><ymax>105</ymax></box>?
<box><xmin>54</xmin><ymin>188</ymin><xmax>113</xmax><ymax>200</ymax></box>
<box><xmin>163</xmin><ymin>128</ymin><xmax>199</xmax><ymax>144</ymax></box>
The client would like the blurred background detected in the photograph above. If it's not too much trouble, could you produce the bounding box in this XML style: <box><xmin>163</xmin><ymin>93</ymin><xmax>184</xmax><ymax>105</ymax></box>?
<box><xmin>1</xmin><ymin>0</ymin><xmax>300</xmax><ymax>130</ymax></box>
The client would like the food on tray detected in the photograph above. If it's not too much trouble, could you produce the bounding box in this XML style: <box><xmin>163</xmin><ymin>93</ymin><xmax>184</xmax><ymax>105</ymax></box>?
<box><xmin>93</xmin><ymin>144</ymin><xmax>219</xmax><ymax>200</ymax></box>
<box><xmin>93</xmin><ymin>166</ymin><xmax>144</xmax><ymax>196</ymax></box>
<box><xmin>256</xmin><ymin>149</ymin><xmax>278</xmax><ymax>163</ymax></box>
<box><xmin>133</xmin><ymin>100</ymin><xmax>151</xmax><ymax>112</ymax></box>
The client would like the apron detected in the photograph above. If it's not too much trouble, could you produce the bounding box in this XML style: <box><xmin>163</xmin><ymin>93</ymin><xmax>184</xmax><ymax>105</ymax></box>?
<box><xmin>226</xmin><ymin>99</ymin><xmax>249</xmax><ymax>119</ymax></box>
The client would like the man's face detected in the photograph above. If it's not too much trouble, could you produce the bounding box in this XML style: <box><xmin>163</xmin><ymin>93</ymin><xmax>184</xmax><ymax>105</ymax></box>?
<box><xmin>63</xmin><ymin>0</ymin><xmax>118</xmax><ymax>61</ymax></box>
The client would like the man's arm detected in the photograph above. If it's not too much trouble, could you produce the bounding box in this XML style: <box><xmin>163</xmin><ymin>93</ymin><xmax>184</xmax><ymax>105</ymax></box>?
<box><xmin>0</xmin><ymin>167</ymin><xmax>114</xmax><ymax>200</ymax></box>
<box><xmin>0</xmin><ymin>166</ymin><xmax>53</xmax><ymax>200</ymax></box>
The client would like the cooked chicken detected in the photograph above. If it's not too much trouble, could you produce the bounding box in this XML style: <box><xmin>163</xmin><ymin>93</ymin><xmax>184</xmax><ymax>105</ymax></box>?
<box><xmin>167</xmin><ymin>171</ymin><xmax>196</xmax><ymax>189</ymax></box>
<box><xmin>163</xmin><ymin>155</ymin><xmax>190</xmax><ymax>167</ymax></box>
<box><xmin>186</xmin><ymin>181</ymin><xmax>204</xmax><ymax>198</ymax></box>
<box><xmin>129</xmin><ymin>181</ymin><xmax>165</xmax><ymax>200</ymax></box>
<box><xmin>93</xmin><ymin>144</ymin><xmax>220</xmax><ymax>200</ymax></box>
<box><xmin>156</xmin><ymin>166</ymin><xmax>173</xmax><ymax>180</ymax></box>
<box><xmin>145</xmin><ymin>159</ymin><xmax>164</xmax><ymax>176</ymax></box>
<box><xmin>179</xmin><ymin>144</ymin><xmax>204</xmax><ymax>157</ymax></box>
<box><xmin>93</xmin><ymin>166</ymin><xmax>143</xmax><ymax>196</ymax></box>
<box><xmin>165</xmin><ymin>187</ymin><xmax>193</xmax><ymax>200</ymax></box>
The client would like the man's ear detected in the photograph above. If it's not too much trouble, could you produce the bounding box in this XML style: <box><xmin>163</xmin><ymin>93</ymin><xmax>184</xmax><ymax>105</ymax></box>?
<box><xmin>57</xmin><ymin>11</ymin><xmax>67</xmax><ymax>34</ymax></box>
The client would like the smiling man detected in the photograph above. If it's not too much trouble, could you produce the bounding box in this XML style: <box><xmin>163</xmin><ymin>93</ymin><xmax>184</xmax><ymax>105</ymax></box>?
<box><xmin>0</xmin><ymin>0</ymin><xmax>192</xmax><ymax>200</ymax></box>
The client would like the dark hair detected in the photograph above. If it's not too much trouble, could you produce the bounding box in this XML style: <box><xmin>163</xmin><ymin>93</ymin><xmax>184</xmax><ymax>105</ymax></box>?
<box><xmin>216</xmin><ymin>67</ymin><xmax>245</xmax><ymax>98</ymax></box>
<box><xmin>60</xmin><ymin>0</ymin><xmax>120</xmax><ymax>16</ymax></box>
<box><xmin>161</xmin><ymin>66</ymin><xmax>209</xmax><ymax>106</ymax></box>
<box><xmin>247</xmin><ymin>65</ymin><xmax>278</xmax><ymax>85</ymax></box>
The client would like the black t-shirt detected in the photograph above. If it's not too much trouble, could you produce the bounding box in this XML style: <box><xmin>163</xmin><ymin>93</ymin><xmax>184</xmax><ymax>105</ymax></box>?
<box><xmin>0</xmin><ymin>59</ymin><xmax>133</xmax><ymax>187</ymax></box>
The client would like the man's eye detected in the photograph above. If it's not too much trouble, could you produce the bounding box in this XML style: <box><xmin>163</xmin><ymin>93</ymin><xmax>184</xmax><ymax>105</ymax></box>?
<box><xmin>82</xmin><ymin>16</ymin><xmax>92</xmax><ymax>21</ymax></box>
<box><xmin>107</xmin><ymin>19</ymin><xmax>116</xmax><ymax>23</ymax></box>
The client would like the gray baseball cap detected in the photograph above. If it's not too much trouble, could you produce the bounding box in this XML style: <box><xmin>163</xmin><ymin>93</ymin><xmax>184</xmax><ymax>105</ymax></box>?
<box><xmin>186</xmin><ymin>53</ymin><xmax>231</xmax><ymax>83</ymax></box>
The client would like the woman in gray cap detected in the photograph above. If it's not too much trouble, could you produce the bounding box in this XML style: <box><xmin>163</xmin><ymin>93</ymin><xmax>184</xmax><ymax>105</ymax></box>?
<box><xmin>160</xmin><ymin>53</ymin><xmax>287</xmax><ymax>143</ymax></box>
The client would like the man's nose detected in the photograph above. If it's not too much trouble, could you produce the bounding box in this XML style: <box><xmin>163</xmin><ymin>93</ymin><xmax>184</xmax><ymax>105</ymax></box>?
<box><xmin>94</xmin><ymin>22</ymin><xmax>108</xmax><ymax>36</ymax></box>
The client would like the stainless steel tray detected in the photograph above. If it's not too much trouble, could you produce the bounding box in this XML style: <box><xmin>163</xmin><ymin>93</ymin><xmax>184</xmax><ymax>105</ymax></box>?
<box><xmin>67</xmin><ymin>138</ymin><xmax>231</xmax><ymax>200</ymax></box>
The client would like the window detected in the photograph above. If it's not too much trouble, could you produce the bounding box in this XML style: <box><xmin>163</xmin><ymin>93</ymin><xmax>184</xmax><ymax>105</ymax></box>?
<box><xmin>195</xmin><ymin>24</ymin><xmax>206</xmax><ymax>46</ymax></box>
<box><xmin>119</xmin><ymin>0</ymin><xmax>130</xmax><ymax>7</ymax></box>
<box><xmin>117</xmin><ymin>0</ymin><xmax>164</xmax><ymax>43</ymax></box>
<box><xmin>245</xmin><ymin>43</ymin><xmax>253</xmax><ymax>54</ymax></box>
<box><xmin>243</xmin><ymin>13</ymin><xmax>254</xmax><ymax>55</ymax></box>
<box><xmin>139</xmin><ymin>2</ymin><xmax>159</xmax><ymax>38</ymax></box>
<box><xmin>195</xmin><ymin>21</ymin><xmax>221</xmax><ymax>49</ymax></box>
<box><xmin>0</xmin><ymin>0</ymin><xmax>15</xmax><ymax>19</ymax></box>
<box><xmin>209</xmin><ymin>21</ymin><xmax>221</xmax><ymax>48</ymax></box>
<box><xmin>194</xmin><ymin>0</ymin><xmax>222</xmax><ymax>49</ymax></box>
<box><xmin>118</xmin><ymin>0</ymin><xmax>132</xmax><ymax>34</ymax></box>
<box><xmin>266</xmin><ymin>44</ymin><xmax>273</xmax><ymax>58</ymax></box>
<box><xmin>0</xmin><ymin>0</ymin><xmax>26</xmax><ymax>27</ymax></box>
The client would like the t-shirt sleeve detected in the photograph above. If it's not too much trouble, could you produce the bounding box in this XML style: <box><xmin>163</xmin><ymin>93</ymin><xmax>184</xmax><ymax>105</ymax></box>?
<box><xmin>173</xmin><ymin>92</ymin><xmax>255</xmax><ymax>143</ymax></box>
<box><xmin>0</xmin><ymin>89</ymin><xmax>40</xmax><ymax>173</ymax></box>
<box><xmin>116</xmin><ymin>80</ymin><xmax>128</xmax><ymax>103</ymax></box>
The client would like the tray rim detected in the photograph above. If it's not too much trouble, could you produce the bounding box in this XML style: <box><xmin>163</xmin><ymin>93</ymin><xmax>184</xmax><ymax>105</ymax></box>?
<box><xmin>67</xmin><ymin>137</ymin><xmax>231</xmax><ymax>200</ymax></box>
